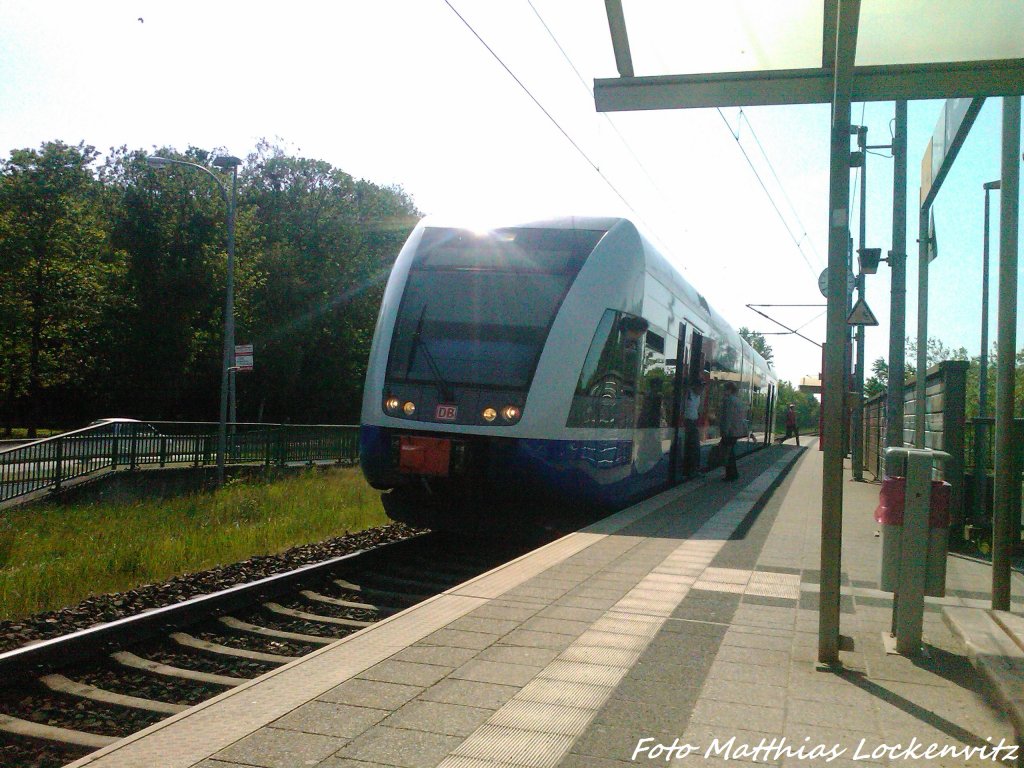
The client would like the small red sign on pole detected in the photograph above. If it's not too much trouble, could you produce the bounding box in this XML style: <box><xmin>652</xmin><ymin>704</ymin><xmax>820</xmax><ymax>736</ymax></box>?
<box><xmin>234</xmin><ymin>344</ymin><xmax>254</xmax><ymax>372</ymax></box>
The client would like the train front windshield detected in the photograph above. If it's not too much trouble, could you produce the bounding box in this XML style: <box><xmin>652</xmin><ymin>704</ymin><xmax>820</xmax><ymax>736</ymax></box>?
<box><xmin>386</xmin><ymin>227</ymin><xmax>603</xmax><ymax>391</ymax></box>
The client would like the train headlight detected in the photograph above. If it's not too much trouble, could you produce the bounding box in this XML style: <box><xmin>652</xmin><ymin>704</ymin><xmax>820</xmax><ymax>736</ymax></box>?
<box><xmin>403</xmin><ymin>401</ymin><xmax>416</xmax><ymax>416</ymax></box>
<box><xmin>384</xmin><ymin>396</ymin><xmax>401</xmax><ymax>413</ymax></box>
<box><xmin>500</xmin><ymin>405</ymin><xmax>521</xmax><ymax>423</ymax></box>
<box><xmin>482</xmin><ymin>407</ymin><xmax>497</xmax><ymax>422</ymax></box>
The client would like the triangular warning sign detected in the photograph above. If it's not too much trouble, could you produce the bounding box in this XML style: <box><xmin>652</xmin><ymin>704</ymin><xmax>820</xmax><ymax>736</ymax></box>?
<box><xmin>847</xmin><ymin>297</ymin><xmax>879</xmax><ymax>326</ymax></box>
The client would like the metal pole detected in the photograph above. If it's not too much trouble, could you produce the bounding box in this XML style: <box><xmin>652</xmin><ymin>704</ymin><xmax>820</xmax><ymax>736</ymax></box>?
<box><xmin>228</xmin><ymin>166</ymin><xmax>238</xmax><ymax>458</ymax></box>
<box><xmin>819</xmin><ymin>0</ymin><xmax>860</xmax><ymax>666</ymax></box>
<box><xmin>914</xmin><ymin>204</ymin><xmax>929</xmax><ymax>449</ymax></box>
<box><xmin>895</xmin><ymin>449</ymin><xmax>937</xmax><ymax>655</ymax></box>
<box><xmin>852</xmin><ymin>127</ymin><xmax>867</xmax><ymax>481</ymax></box>
<box><xmin>976</xmin><ymin>181</ymin><xmax>999</xmax><ymax>521</ymax></box>
<box><xmin>821</xmin><ymin>99</ymin><xmax>853</xmax><ymax>666</ymax></box>
<box><xmin>981</xmin><ymin>186</ymin><xmax>994</xmax><ymax>422</ymax></box>
<box><xmin>886</xmin><ymin>101</ymin><xmax>907</xmax><ymax>465</ymax></box>
<box><xmin>992</xmin><ymin>96</ymin><xmax>1020</xmax><ymax>611</ymax></box>
<box><xmin>146</xmin><ymin>156</ymin><xmax>236</xmax><ymax>487</ymax></box>
<box><xmin>217</xmin><ymin>163</ymin><xmax>238</xmax><ymax>487</ymax></box>
<box><xmin>846</xmin><ymin>236</ymin><xmax>853</xmax><ymax>456</ymax></box>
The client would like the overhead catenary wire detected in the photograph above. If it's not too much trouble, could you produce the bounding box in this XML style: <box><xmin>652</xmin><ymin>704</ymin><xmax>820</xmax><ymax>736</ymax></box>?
<box><xmin>717</xmin><ymin>108</ymin><xmax>822</xmax><ymax>281</ymax></box>
<box><xmin>734</xmin><ymin>109</ymin><xmax>826</xmax><ymax>271</ymax></box>
<box><xmin>524</xmin><ymin>0</ymin><xmax>670</xmax><ymax>207</ymax></box>
<box><xmin>450</xmin><ymin>0</ymin><xmax>830</xmax><ymax>294</ymax></box>
<box><xmin>443</xmin><ymin>0</ymin><xmax>667</xmax><ymax>246</ymax></box>
<box><xmin>529</xmin><ymin>2</ymin><xmax>831</xmax><ymax>289</ymax></box>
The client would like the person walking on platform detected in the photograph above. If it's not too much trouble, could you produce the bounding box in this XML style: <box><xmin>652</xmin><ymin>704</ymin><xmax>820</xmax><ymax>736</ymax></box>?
<box><xmin>681</xmin><ymin>379</ymin><xmax>703</xmax><ymax>479</ymax></box>
<box><xmin>782</xmin><ymin>403</ymin><xmax>800</xmax><ymax>446</ymax></box>
<box><xmin>718</xmin><ymin>381</ymin><xmax>747</xmax><ymax>482</ymax></box>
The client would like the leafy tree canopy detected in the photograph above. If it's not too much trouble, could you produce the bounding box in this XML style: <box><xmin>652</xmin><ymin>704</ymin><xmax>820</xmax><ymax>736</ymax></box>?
<box><xmin>0</xmin><ymin>140</ymin><xmax>420</xmax><ymax>433</ymax></box>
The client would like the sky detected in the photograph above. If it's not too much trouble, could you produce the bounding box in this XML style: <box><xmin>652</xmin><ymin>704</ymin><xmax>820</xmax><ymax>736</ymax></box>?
<box><xmin>1</xmin><ymin>1</ymin><xmax>1021</xmax><ymax>387</ymax></box>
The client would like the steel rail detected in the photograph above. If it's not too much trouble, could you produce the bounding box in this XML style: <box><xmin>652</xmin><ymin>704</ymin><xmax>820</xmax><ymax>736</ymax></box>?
<box><xmin>0</xmin><ymin>533</ymin><xmax>430</xmax><ymax>683</ymax></box>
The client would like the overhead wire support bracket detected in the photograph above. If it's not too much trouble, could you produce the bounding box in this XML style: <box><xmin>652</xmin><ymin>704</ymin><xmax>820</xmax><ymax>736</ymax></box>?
<box><xmin>745</xmin><ymin>304</ymin><xmax>824</xmax><ymax>348</ymax></box>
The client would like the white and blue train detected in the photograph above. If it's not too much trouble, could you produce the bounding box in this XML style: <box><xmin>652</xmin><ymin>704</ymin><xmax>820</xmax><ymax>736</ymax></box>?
<box><xmin>360</xmin><ymin>216</ymin><xmax>778</xmax><ymax>534</ymax></box>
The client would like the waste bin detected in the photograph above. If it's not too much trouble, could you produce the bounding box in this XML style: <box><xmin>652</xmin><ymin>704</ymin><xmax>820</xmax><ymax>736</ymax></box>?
<box><xmin>875</xmin><ymin>475</ymin><xmax>951</xmax><ymax>597</ymax></box>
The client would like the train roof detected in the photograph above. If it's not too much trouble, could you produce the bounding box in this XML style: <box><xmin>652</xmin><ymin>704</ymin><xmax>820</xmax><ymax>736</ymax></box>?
<box><xmin>414</xmin><ymin>215</ymin><xmax>775</xmax><ymax>378</ymax></box>
<box><xmin>417</xmin><ymin>214</ymin><xmax>624</xmax><ymax>233</ymax></box>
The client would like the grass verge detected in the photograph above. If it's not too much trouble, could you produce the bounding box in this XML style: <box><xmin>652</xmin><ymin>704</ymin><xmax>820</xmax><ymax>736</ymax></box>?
<box><xmin>0</xmin><ymin>466</ymin><xmax>388</xmax><ymax>621</ymax></box>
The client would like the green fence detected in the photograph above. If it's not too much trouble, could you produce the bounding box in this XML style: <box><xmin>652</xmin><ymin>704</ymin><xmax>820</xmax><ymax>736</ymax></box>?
<box><xmin>0</xmin><ymin>420</ymin><xmax>360</xmax><ymax>506</ymax></box>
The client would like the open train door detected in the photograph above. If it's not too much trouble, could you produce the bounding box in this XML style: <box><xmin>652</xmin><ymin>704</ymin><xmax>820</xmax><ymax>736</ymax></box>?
<box><xmin>668</xmin><ymin>322</ymin><xmax>688</xmax><ymax>485</ymax></box>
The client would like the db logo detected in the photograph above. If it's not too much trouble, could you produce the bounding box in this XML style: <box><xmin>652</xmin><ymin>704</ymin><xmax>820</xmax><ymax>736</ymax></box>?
<box><xmin>435</xmin><ymin>404</ymin><xmax>458</xmax><ymax>421</ymax></box>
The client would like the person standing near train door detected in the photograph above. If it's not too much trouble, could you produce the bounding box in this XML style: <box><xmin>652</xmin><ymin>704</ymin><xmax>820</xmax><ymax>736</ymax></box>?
<box><xmin>719</xmin><ymin>381</ymin><xmax>747</xmax><ymax>482</ymax></box>
<box><xmin>681</xmin><ymin>379</ymin><xmax>703</xmax><ymax>479</ymax></box>
<box><xmin>783</xmin><ymin>403</ymin><xmax>800</xmax><ymax>446</ymax></box>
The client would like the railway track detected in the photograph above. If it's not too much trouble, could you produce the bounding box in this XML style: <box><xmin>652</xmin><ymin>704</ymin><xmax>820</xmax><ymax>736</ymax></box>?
<box><xmin>0</xmin><ymin>532</ymin><xmax>527</xmax><ymax>768</ymax></box>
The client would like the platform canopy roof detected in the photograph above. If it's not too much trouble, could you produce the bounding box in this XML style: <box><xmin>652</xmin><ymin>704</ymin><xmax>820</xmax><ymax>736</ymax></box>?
<box><xmin>596</xmin><ymin>0</ymin><xmax>1024</xmax><ymax>112</ymax></box>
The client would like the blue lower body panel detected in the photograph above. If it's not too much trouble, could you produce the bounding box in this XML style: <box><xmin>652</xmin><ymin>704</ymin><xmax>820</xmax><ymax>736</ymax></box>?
<box><xmin>360</xmin><ymin>425</ymin><xmax>759</xmax><ymax>534</ymax></box>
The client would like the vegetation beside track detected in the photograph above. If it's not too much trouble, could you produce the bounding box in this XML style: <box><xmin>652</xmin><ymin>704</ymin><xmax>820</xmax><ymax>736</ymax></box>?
<box><xmin>0</xmin><ymin>466</ymin><xmax>388</xmax><ymax>621</ymax></box>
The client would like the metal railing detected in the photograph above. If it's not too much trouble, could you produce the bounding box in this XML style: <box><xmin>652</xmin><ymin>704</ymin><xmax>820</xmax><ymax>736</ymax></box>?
<box><xmin>0</xmin><ymin>420</ymin><xmax>360</xmax><ymax>506</ymax></box>
<box><xmin>965</xmin><ymin>417</ymin><xmax>1024</xmax><ymax>521</ymax></box>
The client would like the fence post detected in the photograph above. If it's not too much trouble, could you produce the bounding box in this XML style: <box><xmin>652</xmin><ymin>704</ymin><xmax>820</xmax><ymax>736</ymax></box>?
<box><xmin>53</xmin><ymin>437</ymin><xmax>63</xmax><ymax>492</ymax></box>
<box><xmin>111</xmin><ymin>430</ymin><xmax>119</xmax><ymax>470</ymax></box>
<box><xmin>264</xmin><ymin>428</ymin><xmax>272</xmax><ymax>470</ymax></box>
<box><xmin>159</xmin><ymin>435</ymin><xmax>167</xmax><ymax>468</ymax></box>
<box><xmin>129</xmin><ymin>423</ymin><xmax>138</xmax><ymax>472</ymax></box>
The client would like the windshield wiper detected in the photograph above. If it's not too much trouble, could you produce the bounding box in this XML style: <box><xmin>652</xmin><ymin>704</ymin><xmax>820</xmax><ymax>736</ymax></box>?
<box><xmin>407</xmin><ymin>305</ymin><xmax>455</xmax><ymax>402</ymax></box>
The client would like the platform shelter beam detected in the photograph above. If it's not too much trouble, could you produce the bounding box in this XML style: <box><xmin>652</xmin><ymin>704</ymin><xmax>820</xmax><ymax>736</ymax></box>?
<box><xmin>595</xmin><ymin>60</ymin><xmax>1024</xmax><ymax>113</ymax></box>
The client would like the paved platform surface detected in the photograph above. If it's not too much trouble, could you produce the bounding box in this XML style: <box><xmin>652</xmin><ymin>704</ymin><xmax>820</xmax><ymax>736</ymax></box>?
<box><xmin>71</xmin><ymin>446</ymin><xmax>1024</xmax><ymax>768</ymax></box>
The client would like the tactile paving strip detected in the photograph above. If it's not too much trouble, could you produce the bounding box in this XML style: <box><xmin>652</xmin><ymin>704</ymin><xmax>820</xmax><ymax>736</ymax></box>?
<box><xmin>452</xmin><ymin>724</ymin><xmax>574</xmax><ymax>768</ymax></box>
<box><xmin>747</xmin><ymin>570</ymin><xmax>802</xmax><ymax>599</ymax></box>
<box><xmin>689</xmin><ymin>567</ymin><xmax>802</xmax><ymax>599</ymax></box>
<box><xmin>489</xmin><ymin>700</ymin><xmax>594</xmax><ymax>736</ymax></box>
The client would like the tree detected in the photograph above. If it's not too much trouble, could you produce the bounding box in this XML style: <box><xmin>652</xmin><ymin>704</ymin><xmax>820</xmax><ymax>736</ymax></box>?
<box><xmin>100</xmin><ymin>146</ymin><xmax>244</xmax><ymax>420</ymax></box>
<box><xmin>738</xmin><ymin>327</ymin><xmax>774</xmax><ymax>367</ymax></box>
<box><xmin>0</xmin><ymin>139</ymin><xmax>419</xmax><ymax>428</ymax></box>
<box><xmin>240</xmin><ymin>140</ymin><xmax>419</xmax><ymax>422</ymax></box>
<box><xmin>904</xmin><ymin>336</ymin><xmax>969</xmax><ymax>380</ymax></box>
<box><xmin>864</xmin><ymin>357</ymin><xmax>888</xmax><ymax>399</ymax></box>
<box><xmin>0</xmin><ymin>141</ymin><xmax>120</xmax><ymax>434</ymax></box>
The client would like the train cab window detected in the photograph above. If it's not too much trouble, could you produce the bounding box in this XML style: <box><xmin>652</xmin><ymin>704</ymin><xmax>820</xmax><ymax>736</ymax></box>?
<box><xmin>567</xmin><ymin>310</ymin><xmax>643</xmax><ymax>429</ymax></box>
<box><xmin>386</xmin><ymin>227</ymin><xmax>604</xmax><ymax>391</ymax></box>
<box><xmin>414</xmin><ymin>227</ymin><xmax>603</xmax><ymax>273</ymax></box>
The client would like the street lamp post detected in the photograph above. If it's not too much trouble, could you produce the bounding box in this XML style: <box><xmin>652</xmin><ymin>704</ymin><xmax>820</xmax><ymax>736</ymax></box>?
<box><xmin>975</xmin><ymin>179</ymin><xmax>1001</xmax><ymax>518</ymax></box>
<box><xmin>147</xmin><ymin>154</ymin><xmax>241</xmax><ymax>485</ymax></box>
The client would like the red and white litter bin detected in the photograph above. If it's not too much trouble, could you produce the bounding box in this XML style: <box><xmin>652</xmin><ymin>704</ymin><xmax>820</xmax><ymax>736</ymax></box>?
<box><xmin>875</xmin><ymin>475</ymin><xmax>951</xmax><ymax>598</ymax></box>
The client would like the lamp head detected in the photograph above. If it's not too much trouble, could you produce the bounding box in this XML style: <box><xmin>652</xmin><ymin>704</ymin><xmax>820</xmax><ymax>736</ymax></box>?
<box><xmin>984</xmin><ymin>180</ymin><xmax>1001</xmax><ymax>191</ymax></box>
<box><xmin>858</xmin><ymin>247</ymin><xmax>882</xmax><ymax>275</ymax></box>
<box><xmin>212</xmin><ymin>155</ymin><xmax>241</xmax><ymax>170</ymax></box>
<box><xmin>146</xmin><ymin>156</ymin><xmax>171</xmax><ymax>169</ymax></box>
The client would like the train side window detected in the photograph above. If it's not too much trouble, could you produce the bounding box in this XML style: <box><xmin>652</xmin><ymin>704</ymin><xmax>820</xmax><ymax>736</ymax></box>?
<box><xmin>638</xmin><ymin>330</ymin><xmax>668</xmax><ymax>428</ymax></box>
<box><xmin>567</xmin><ymin>310</ymin><xmax>642</xmax><ymax>429</ymax></box>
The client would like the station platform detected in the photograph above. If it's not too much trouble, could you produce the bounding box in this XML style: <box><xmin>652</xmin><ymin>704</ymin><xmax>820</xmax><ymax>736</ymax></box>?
<box><xmin>72</xmin><ymin>445</ymin><xmax>1023</xmax><ymax>768</ymax></box>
